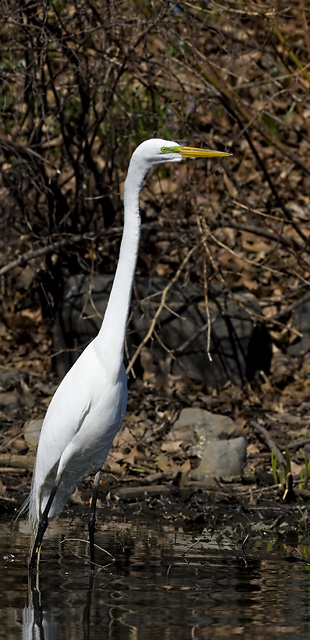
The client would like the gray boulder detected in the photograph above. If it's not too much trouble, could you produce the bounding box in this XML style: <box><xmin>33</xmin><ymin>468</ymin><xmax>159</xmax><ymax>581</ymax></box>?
<box><xmin>53</xmin><ymin>275</ymin><xmax>271</xmax><ymax>388</ymax></box>
<box><xmin>172</xmin><ymin>407</ymin><xmax>247</xmax><ymax>480</ymax></box>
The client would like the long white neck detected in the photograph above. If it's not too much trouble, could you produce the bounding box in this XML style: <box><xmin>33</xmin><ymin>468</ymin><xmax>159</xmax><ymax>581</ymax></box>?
<box><xmin>94</xmin><ymin>154</ymin><xmax>149</xmax><ymax>373</ymax></box>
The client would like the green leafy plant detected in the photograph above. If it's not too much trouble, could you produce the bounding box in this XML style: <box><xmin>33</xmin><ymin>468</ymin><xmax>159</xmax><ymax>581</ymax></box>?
<box><xmin>271</xmin><ymin>450</ymin><xmax>283</xmax><ymax>485</ymax></box>
<box><xmin>271</xmin><ymin>446</ymin><xmax>291</xmax><ymax>486</ymax></box>
<box><xmin>299</xmin><ymin>457</ymin><xmax>310</xmax><ymax>490</ymax></box>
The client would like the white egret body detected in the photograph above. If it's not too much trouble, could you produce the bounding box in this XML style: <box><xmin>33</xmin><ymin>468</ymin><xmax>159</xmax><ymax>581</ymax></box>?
<box><xmin>27</xmin><ymin>138</ymin><xmax>230</xmax><ymax>569</ymax></box>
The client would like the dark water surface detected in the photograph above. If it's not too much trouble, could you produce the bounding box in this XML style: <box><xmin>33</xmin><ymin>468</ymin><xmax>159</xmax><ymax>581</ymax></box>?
<box><xmin>2</xmin><ymin>514</ymin><xmax>310</xmax><ymax>639</ymax></box>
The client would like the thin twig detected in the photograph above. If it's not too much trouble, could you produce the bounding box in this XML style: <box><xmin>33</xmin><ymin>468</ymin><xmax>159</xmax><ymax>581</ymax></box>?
<box><xmin>126</xmin><ymin>245</ymin><xmax>198</xmax><ymax>375</ymax></box>
<box><xmin>0</xmin><ymin>234</ymin><xmax>90</xmax><ymax>278</ymax></box>
<box><xmin>250</xmin><ymin>420</ymin><xmax>285</xmax><ymax>465</ymax></box>
<box><xmin>0</xmin><ymin>453</ymin><xmax>36</xmax><ymax>469</ymax></box>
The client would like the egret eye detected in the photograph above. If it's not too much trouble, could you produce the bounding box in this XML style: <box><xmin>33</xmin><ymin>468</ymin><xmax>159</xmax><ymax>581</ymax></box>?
<box><xmin>160</xmin><ymin>146</ymin><xmax>167</xmax><ymax>153</ymax></box>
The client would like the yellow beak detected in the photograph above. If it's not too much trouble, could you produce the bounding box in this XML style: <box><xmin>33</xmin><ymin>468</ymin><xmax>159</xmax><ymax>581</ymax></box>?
<box><xmin>178</xmin><ymin>146</ymin><xmax>231</xmax><ymax>158</ymax></box>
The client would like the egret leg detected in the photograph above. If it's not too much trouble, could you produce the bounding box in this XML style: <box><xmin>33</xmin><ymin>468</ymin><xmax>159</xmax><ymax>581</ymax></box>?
<box><xmin>88</xmin><ymin>471</ymin><xmax>101</xmax><ymax>569</ymax></box>
<box><xmin>29</xmin><ymin>483</ymin><xmax>58</xmax><ymax>572</ymax></box>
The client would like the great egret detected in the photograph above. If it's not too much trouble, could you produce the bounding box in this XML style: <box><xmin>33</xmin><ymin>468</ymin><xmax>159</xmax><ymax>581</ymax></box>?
<box><xmin>26</xmin><ymin>138</ymin><xmax>230</xmax><ymax>571</ymax></box>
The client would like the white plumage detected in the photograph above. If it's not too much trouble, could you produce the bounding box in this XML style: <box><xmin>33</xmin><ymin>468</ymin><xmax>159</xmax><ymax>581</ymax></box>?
<box><xmin>26</xmin><ymin>138</ymin><xmax>230</xmax><ymax>569</ymax></box>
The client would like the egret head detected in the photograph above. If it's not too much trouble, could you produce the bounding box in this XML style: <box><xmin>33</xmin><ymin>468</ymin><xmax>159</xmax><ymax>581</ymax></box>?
<box><xmin>131</xmin><ymin>138</ymin><xmax>231</xmax><ymax>169</ymax></box>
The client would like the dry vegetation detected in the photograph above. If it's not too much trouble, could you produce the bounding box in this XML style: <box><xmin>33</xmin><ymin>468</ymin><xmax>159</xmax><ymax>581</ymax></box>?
<box><xmin>1</xmin><ymin>0</ymin><xmax>310</xmax><ymax>513</ymax></box>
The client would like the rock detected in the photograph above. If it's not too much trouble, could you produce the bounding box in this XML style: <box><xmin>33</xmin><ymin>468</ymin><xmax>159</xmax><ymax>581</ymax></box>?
<box><xmin>288</xmin><ymin>296</ymin><xmax>310</xmax><ymax>355</ymax></box>
<box><xmin>172</xmin><ymin>407</ymin><xmax>240</xmax><ymax>439</ymax></box>
<box><xmin>0</xmin><ymin>391</ymin><xmax>20</xmax><ymax>409</ymax></box>
<box><xmin>23</xmin><ymin>418</ymin><xmax>44</xmax><ymax>449</ymax></box>
<box><xmin>190</xmin><ymin>437</ymin><xmax>247</xmax><ymax>480</ymax></box>
<box><xmin>172</xmin><ymin>407</ymin><xmax>247</xmax><ymax>480</ymax></box>
<box><xmin>0</xmin><ymin>368</ymin><xmax>28</xmax><ymax>390</ymax></box>
<box><xmin>53</xmin><ymin>275</ymin><xmax>272</xmax><ymax>388</ymax></box>
<box><xmin>0</xmin><ymin>368</ymin><xmax>33</xmax><ymax>410</ymax></box>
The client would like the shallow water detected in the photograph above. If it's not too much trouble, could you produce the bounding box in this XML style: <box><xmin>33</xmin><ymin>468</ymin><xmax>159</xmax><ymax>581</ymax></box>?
<box><xmin>2</xmin><ymin>514</ymin><xmax>310</xmax><ymax>639</ymax></box>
